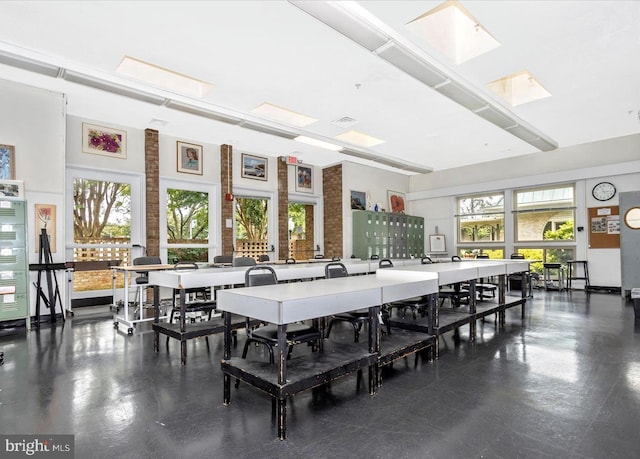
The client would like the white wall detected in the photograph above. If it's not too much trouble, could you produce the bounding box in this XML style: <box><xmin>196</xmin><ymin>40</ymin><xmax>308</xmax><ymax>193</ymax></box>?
<box><xmin>408</xmin><ymin>135</ymin><xmax>640</xmax><ymax>287</ymax></box>
<box><xmin>341</xmin><ymin>161</ymin><xmax>410</xmax><ymax>258</ymax></box>
<box><xmin>0</xmin><ymin>79</ymin><xmax>66</xmax><ymax>316</ymax></box>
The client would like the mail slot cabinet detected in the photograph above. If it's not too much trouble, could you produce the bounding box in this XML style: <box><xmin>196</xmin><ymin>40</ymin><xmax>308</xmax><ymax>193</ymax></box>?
<box><xmin>0</xmin><ymin>247</ymin><xmax>27</xmax><ymax>271</ymax></box>
<box><xmin>0</xmin><ymin>270</ymin><xmax>28</xmax><ymax>294</ymax></box>
<box><xmin>0</xmin><ymin>224</ymin><xmax>27</xmax><ymax>248</ymax></box>
<box><xmin>0</xmin><ymin>292</ymin><xmax>29</xmax><ymax>321</ymax></box>
<box><xmin>0</xmin><ymin>200</ymin><xmax>26</xmax><ymax>224</ymax></box>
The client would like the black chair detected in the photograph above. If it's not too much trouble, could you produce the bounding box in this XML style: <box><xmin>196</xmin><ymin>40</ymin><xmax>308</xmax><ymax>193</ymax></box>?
<box><xmin>324</xmin><ymin>263</ymin><xmax>370</xmax><ymax>343</ymax></box>
<box><xmin>331</xmin><ymin>256</ymin><xmax>341</xmax><ymax>261</ymax></box>
<box><xmin>240</xmin><ymin>266</ymin><xmax>322</xmax><ymax>363</ymax></box>
<box><xmin>213</xmin><ymin>255</ymin><xmax>233</xmax><ymax>265</ymax></box>
<box><xmin>476</xmin><ymin>254</ymin><xmax>490</xmax><ymax>259</ymax></box>
<box><xmin>168</xmin><ymin>262</ymin><xmax>216</xmax><ymax>323</ymax></box>
<box><xmin>314</xmin><ymin>254</ymin><xmax>325</xmax><ymax>259</ymax></box>
<box><xmin>285</xmin><ymin>258</ymin><xmax>296</xmax><ymax>264</ymax></box>
<box><xmin>439</xmin><ymin>256</ymin><xmax>470</xmax><ymax>307</ymax></box>
<box><xmin>132</xmin><ymin>256</ymin><xmax>162</xmax><ymax>310</ymax></box>
<box><xmin>469</xmin><ymin>254</ymin><xmax>496</xmax><ymax>299</ymax></box>
<box><xmin>232</xmin><ymin>256</ymin><xmax>257</xmax><ymax>267</ymax></box>
<box><xmin>258</xmin><ymin>254</ymin><xmax>270</xmax><ymax>262</ymax></box>
<box><xmin>370</xmin><ymin>254</ymin><xmax>380</xmax><ymax>260</ymax></box>
<box><xmin>383</xmin><ymin>258</ymin><xmax>431</xmax><ymax>320</ymax></box>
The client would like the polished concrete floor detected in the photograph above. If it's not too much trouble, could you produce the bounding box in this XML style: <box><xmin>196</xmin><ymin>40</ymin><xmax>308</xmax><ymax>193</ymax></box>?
<box><xmin>1</xmin><ymin>290</ymin><xmax>639</xmax><ymax>459</ymax></box>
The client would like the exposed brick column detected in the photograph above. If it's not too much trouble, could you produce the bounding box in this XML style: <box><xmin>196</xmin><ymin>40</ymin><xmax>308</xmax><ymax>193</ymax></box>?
<box><xmin>305</xmin><ymin>204</ymin><xmax>314</xmax><ymax>257</ymax></box>
<box><xmin>323</xmin><ymin>164</ymin><xmax>343</xmax><ymax>258</ymax></box>
<box><xmin>277</xmin><ymin>157</ymin><xmax>289</xmax><ymax>260</ymax></box>
<box><xmin>220</xmin><ymin>145</ymin><xmax>234</xmax><ymax>256</ymax></box>
<box><xmin>144</xmin><ymin>129</ymin><xmax>160</xmax><ymax>257</ymax></box>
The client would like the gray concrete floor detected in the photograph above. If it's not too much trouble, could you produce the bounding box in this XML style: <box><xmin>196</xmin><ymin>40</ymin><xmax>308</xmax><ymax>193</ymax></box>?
<box><xmin>0</xmin><ymin>290</ymin><xmax>639</xmax><ymax>458</ymax></box>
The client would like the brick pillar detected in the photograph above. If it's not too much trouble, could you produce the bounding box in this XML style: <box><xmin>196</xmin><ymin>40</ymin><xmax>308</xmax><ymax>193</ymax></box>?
<box><xmin>305</xmin><ymin>204</ymin><xmax>314</xmax><ymax>257</ymax></box>
<box><xmin>277</xmin><ymin>157</ymin><xmax>289</xmax><ymax>260</ymax></box>
<box><xmin>220</xmin><ymin>145</ymin><xmax>234</xmax><ymax>256</ymax></box>
<box><xmin>323</xmin><ymin>164</ymin><xmax>343</xmax><ymax>258</ymax></box>
<box><xmin>144</xmin><ymin>129</ymin><xmax>160</xmax><ymax>257</ymax></box>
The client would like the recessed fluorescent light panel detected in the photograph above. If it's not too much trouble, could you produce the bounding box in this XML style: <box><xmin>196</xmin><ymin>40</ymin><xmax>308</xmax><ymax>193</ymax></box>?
<box><xmin>294</xmin><ymin>135</ymin><xmax>343</xmax><ymax>151</ymax></box>
<box><xmin>406</xmin><ymin>0</ymin><xmax>500</xmax><ymax>64</ymax></box>
<box><xmin>116</xmin><ymin>56</ymin><xmax>213</xmax><ymax>98</ymax></box>
<box><xmin>251</xmin><ymin>102</ymin><xmax>317</xmax><ymax>127</ymax></box>
<box><xmin>487</xmin><ymin>70</ymin><xmax>551</xmax><ymax>106</ymax></box>
<box><xmin>335</xmin><ymin>130</ymin><xmax>385</xmax><ymax>148</ymax></box>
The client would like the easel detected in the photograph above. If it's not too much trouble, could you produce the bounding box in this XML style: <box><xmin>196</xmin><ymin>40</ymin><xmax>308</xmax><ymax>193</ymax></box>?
<box><xmin>30</xmin><ymin>228</ymin><xmax>65</xmax><ymax>327</ymax></box>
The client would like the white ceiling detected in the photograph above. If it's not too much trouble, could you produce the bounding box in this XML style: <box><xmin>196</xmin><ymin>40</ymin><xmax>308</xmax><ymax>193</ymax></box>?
<box><xmin>1</xmin><ymin>0</ymin><xmax>639</xmax><ymax>174</ymax></box>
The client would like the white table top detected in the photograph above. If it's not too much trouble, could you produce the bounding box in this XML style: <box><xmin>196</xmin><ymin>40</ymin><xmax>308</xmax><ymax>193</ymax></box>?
<box><xmin>216</xmin><ymin>271</ymin><xmax>438</xmax><ymax>324</ymax></box>
<box><xmin>148</xmin><ymin>260</ymin><xmax>373</xmax><ymax>290</ymax></box>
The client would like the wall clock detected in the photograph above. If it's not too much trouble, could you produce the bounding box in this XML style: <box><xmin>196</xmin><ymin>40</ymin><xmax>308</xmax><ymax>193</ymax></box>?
<box><xmin>592</xmin><ymin>181</ymin><xmax>616</xmax><ymax>201</ymax></box>
<box><xmin>624</xmin><ymin>207</ymin><xmax>640</xmax><ymax>229</ymax></box>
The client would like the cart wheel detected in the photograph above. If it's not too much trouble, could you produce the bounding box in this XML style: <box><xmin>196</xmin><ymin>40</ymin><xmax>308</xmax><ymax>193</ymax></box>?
<box><xmin>114</xmin><ymin>322</ymin><xmax>119</xmax><ymax>329</ymax></box>
<box><xmin>127</xmin><ymin>328</ymin><xmax>134</xmax><ymax>335</ymax></box>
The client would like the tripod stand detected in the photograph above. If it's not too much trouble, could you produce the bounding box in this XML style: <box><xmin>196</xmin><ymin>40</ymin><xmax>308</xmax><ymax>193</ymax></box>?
<box><xmin>30</xmin><ymin>228</ymin><xmax>65</xmax><ymax>326</ymax></box>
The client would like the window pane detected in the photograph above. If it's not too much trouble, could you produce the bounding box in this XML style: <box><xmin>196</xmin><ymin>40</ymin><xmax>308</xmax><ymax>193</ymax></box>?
<box><xmin>235</xmin><ymin>197</ymin><xmax>268</xmax><ymax>258</ymax></box>
<box><xmin>168</xmin><ymin>248</ymin><xmax>208</xmax><ymax>263</ymax></box>
<box><xmin>72</xmin><ymin>178</ymin><xmax>131</xmax><ymax>292</ymax></box>
<box><xmin>457</xmin><ymin>248</ymin><xmax>504</xmax><ymax>259</ymax></box>
<box><xmin>457</xmin><ymin>194</ymin><xmax>505</xmax><ymax>244</ymax></box>
<box><xmin>515</xmin><ymin>185</ymin><xmax>575</xmax><ymax>242</ymax></box>
<box><xmin>166</xmin><ymin>189</ymin><xmax>209</xmax><ymax>243</ymax></box>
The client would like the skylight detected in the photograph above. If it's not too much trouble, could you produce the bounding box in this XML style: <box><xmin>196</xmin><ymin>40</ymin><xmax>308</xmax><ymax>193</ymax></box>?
<box><xmin>116</xmin><ymin>56</ymin><xmax>213</xmax><ymax>98</ymax></box>
<box><xmin>294</xmin><ymin>136</ymin><xmax>343</xmax><ymax>151</ymax></box>
<box><xmin>251</xmin><ymin>102</ymin><xmax>318</xmax><ymax>127</ymax></box>
<box><xmin>487</xmin><ymin>70</ymin><xmax>551</xmax><ymax>106</ymax></box>
<box><xmin>406</xmin><ymin>0</ymin><xmax>500</xmax><ymax>64</ymax></box>
<box><xmin>335</xmin><ymin>130</ymin><xmax>385</xmax><ymax>148</ymax></box>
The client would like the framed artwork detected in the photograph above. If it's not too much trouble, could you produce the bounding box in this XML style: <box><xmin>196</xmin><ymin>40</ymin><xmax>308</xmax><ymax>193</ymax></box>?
<box><xmin>0</xmin><ymin>144</ymin><xmax>15</xmax><ymax>179</ymax></box>
<box><xmin>35</xmin><ymin>204</ymin><xmax>57</xmax><ymax>253</ymax></box>
<box><xmin>177</xmin><ymin>141</ymin><xmax>203</xmax><ymax>175</ymax></box>
<box><xmin>0</xmin><ymin>179</ymin><xmax>24</xmax><ymax>200</ymax></box>
<box><xmin>241</xmin><ymin>153</ymin><xmax>268</xmax><ymax>181</ymax></box>
<box><xmin>350</xmin><ymin>190</ymin><xmax>366</xmax><ymax>210</ymax></box>
<box><xmin>82</xmin><ymin>123</ymin><xmax>127</xmax><ymax>159</ymax></box>
<box><xmin>296</xmin><ymin>165</ymin><xmax>313</xmax><ymax>193</ymax></box>
<box><xmin>387</xmin><ymin>190</ymin><xmax>406</xmax><ymax>214</ymax></box>
<box><xmin>429</xmin><ymin>234</ymin><xmax>447</xmax><ymax>253</ymax></box>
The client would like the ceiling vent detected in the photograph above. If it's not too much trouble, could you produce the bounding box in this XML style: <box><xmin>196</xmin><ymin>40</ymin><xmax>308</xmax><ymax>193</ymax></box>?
<box><xmin>331</xmin><ymin>116</ymin><xmax>359</xmax><ymax>128</ymax></box>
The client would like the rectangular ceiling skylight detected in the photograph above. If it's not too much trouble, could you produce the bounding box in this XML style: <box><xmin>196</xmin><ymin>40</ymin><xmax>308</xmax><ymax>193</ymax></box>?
<box><xmin>251</xmin><ymin>102</ymin><xmax>318</xmax><ymax>127</ymax></box>
<box><xmin>294</xmin><ymin>135</ymin><xmax>343</xmax><ymax>151</ymax></box>
<box><xmin>406</xmin><ymin>0</ymin><xmax>500</xmax><ymax>64</ymax></box>
<box><xmin>116</xmin><ymin>56</ymin><xmax>213</xmax><ymax>98</ymax></box>
<box><xmin>335</xmin><ymin>130</ymin><xmax>385</xmax><ymax>148</ymax></box>
<box><xmin>487</xmin><ymin>70</ymin><xmax>551</xmax><ymax>106</ymax></box>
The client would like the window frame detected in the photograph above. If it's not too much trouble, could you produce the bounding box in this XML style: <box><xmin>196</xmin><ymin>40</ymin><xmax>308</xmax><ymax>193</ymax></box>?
<box><xmin>159</xmin><ymin>178</ymin><xmax>218</xmax><ymax>263</ymax></box>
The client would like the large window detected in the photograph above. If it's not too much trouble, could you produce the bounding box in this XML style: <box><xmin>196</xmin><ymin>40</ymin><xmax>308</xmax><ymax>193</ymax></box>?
<box><xmin>235</xmin><ymin>196</ymin><xmax>269</xmax><ymax>258</ymax></box>
<box><xmin>514</xmin><ymin>185</ymin><xmax>575</xmax><ymax>242</ymax></box>
<box><xmin>160</xmin><ymin>180</ymin><xmax>217</xmax><ymax>263</ymax></box>
<box><xmin>457</xmin><ymin>193</ymin><xmax>504</xmax><ymax>256</ymax></box>
<box><xmin>66</xmin><ymin>168</ymin><xmax>141</xmax><ymax>295</ymax></box>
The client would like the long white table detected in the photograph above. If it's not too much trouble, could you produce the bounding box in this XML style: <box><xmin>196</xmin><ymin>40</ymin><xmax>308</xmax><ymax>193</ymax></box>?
<box><xmin>147</xmin><ymin>260</ymin><xmax>373</xmax><ymax>363</ymax></box>
<box><xmin>377</xmin><ymin>260</ymin><xmax>530</xmax><ymax>355</ymax></box>
<box><xmin>216</xmin><ymin>271</ymin><xmax>438</xmax><ymax>440</ymax></box>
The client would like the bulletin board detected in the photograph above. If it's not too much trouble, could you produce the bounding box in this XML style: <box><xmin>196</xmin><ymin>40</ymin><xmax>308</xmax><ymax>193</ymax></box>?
<box><xmin>588</xmin><ymin>206</ymin><xmax>620</xmax><ymax>249</ymax></box>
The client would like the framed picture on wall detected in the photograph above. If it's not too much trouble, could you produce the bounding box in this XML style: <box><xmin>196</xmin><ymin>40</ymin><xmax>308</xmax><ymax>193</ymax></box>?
<box><xmin>387</xmin><ymin>190</ymin><xmax>406</xmax><ymax>214</ymax></box>
<box><xmin>241</xmin><ymin>153</ymin><xmax>268</xmax><ymax>181</ymax></box>
<box><xmin>350</xmin><ymin>190</ymin><xmax>366</xmax><ymax>210</ymax></box>
<box><xmin>82</xmin><ymin>123</ymin><xmax>127</xmax><ymax>159</ymax></box>
<box><xmin>0</xmin><ymin>179</ymin><xmax>24</xmax><ymax>200</ymax></box>
<box><xmin>429</xmin><ymin>234</ymin><xmax>446</xmax><ymax>253</ymax></box>
<box><xmin>177</xmin><ymin>141</ymin><xmax>203</xmax><ymax>175</ymax></box>
<box><xmin>296</xmin><ymin>165</ymin><xmax>312</xmax><ymax>193</ymax></box>
<box><xmin>35</xmin><ymin>203</ymin><xmax>57</xmax><ymax>253</ymax></box>
<box><xmin>0</xmin><ymin>144</ymin><xmax>15</xmax><ymax>179</ymax></box>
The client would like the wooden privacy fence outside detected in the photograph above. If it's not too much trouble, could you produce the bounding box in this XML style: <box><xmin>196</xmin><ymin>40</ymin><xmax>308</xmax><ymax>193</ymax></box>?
<box><xmin>73</xmin><ymin>238</ymin><xmax>130</xmax><ymax>292</ymax></box>
<box><xmin>234</xmin><ymin>238</ymin><xmax>313</xmax><ymax>261</ymax></box>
